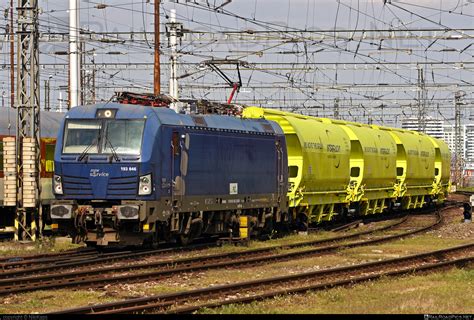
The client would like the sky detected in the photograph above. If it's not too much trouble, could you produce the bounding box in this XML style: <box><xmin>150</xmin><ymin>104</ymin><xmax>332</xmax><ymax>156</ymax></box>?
<box><xmin>0</xmin><ymin>0</ymin><xmax>472</xmax><ymax>126</ymax></box>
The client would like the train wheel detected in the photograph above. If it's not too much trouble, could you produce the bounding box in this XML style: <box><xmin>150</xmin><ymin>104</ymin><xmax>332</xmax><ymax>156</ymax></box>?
<box><xmin>178</xmin><ymin>233</ymin><xmax>193</xmax><ymax>246</ymax></box>
<box><xmin>340</xmin><ymin>206</ymin><xmax>349</xmax><ymax>223</ymax></box>
<box><xmin>297</xmin><ymin>212</ymin><xmax>308</xmax><ymax>232</ymax></box>
<box><xmin>178</xmin><ymin>220</ymin><xmax>203</xmax><ymax>246</ymax></box>
<box><xmin>143</xmin><ymin>229</ymin><xmax>160</xmax><ymax>249</ymax></box>
<box><xmin>257</xmin><ymin>215</ymin><xmax>274</xmax><ymax>240</ymax></box>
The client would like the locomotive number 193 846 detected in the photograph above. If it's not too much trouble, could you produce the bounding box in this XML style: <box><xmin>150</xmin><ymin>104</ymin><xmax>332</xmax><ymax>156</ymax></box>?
<box><xmin>121</xmin><ymin>166</ymin><xmax>137</xmax><ymax>172</ymax></box>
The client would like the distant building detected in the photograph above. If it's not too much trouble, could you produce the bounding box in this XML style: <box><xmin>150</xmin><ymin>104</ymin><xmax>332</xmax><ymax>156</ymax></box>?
<box><xmin>463</xmin><ymin>125</ymin><xmax>474</xmax><ymax>186</ymax></box>
<box><xmin>401</xmin><ymin>117</ymin><xmax>445</xmax><ymax>139</ymax></box>
<box><xmin>401</xmin><ymin>118</ymin><xmax>474</xmax><ymax>185</ymax></box>
<box><xmin>442</xmin><ymin>125</ymin><xmax>464</xmax><ymax>157</ymax></box>
<box><xmin>443</xmin><ymin>123</ymin><xmax>474</xmax><ymax>187</ymax></box>
<box><xmin>464</xmin><ymin>124</ymin><xmax>474</xmax><ymax>165</ymax></box>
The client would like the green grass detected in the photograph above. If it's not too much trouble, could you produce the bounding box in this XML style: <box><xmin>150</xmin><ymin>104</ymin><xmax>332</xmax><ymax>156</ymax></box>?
<box><xmin>0</xmin><ymin>237</ymin><xmax>82</xmax><ymax>257</ymax></box>
<box><xmin>155</xmin><ymin>229</ymin><xmax>367</xmax><ymax>261</ymax></box>
<box><xmin>340</xmin><ymin>234</ymin><xmax>473</xmax><ymax>260</ymax></box>
<box><xmin>0</xmin><ymin>289</ymin><xmax>117</xmax><ymax>314</ymax></box>
<box><xmin>2</xmin><ymin>223</ymin><xmax>471</xmax><ymax>314</ymax></box>
<box><xmin>199</xmin><ymin>267</ymin><xmax>474</xmax><ymax>314</ymax></box>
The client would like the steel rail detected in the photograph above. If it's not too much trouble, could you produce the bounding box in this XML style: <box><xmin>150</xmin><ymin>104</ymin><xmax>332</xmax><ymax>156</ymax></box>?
<box><xmin>52</xmin><ymin>242</ymin><xmax>474</xmax><ymax>314</ymax></box>
<box><xmin>0</xmin><ymin>242</ymin><xmax>219</xmax><ymax>278</ymax></box>
<box><xmin>454</xmin><ymin>191</ymin><xmax>473</xmax><ymax>197</ymax></box>
<box><xmin>0</xmin><ymin>213</ymin><xmax>408</xmax><ymax>281</ymax></box>
<box><xmin>0</xmin><ymin>247</ymin><xmax>96</xmax><ymax>265</ymax></box>
<box><xmin>169</xmin><ymin>255</ymin><xmax>474</xmax><ymax>314</ymax></box>
<box><xmin>328</xmin><ymin>219</ymin><xmax>363</xmax><ymax>232</ymax></box>
<box><xmin>0</xmin><ymin>251</ymin><xmax>113</xmax><ymax>271</ymax></box>
<box><xmin>0</xmin><ymin>212</ymin><xmax>434</xmax><ymax>296</ymax></box>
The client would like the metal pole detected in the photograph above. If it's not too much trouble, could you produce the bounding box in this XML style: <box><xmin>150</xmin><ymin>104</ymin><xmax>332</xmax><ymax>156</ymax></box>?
<box><xmin>16</xmin><ymin>0</ymin><xmax>41</xmax><ymax>241</ymax></box>
<box><xmin>417</xmin><ymin>66</ymin><xmax>426</xmax><ymax>133</ymax></box>
<box><xmin>69</xmin><ymin>0</ymin><xmax>80</xmax><ymax>108</ymax></box>
<box><xmin>167</xmin><ymin>9</ymin><xmax>183</xmax><ymax>112</ymax></box>
<box><xmin>44</xmin><ymin>79</ymin><xmax>50</xmax><ymax>111</ymax></box>
<box><xmin>59</xmin><ymin>91</ymin><xmax>63</xmax><ymax>112</ymax></box>
<box><xmin>454</xmin><ymin>91</ymin><xmax>464</xmax><ymax>187</ymax></box>
<box><xmin>334</xmin><ymin>98</ymin><xmax>340</xmax><ymax>120</ymax></box>
<box><xmin>83</xmin><ymin>51</ymin><xmax>96</xmax><ymax>105</ymax></box>
<box><xmin>10</xmin><ymin>0</ymin><xmax>15</xmax><ymax>110</ymax></box>
<box><xmin>154</xmin><ymin>0</ymin><xmax>161</xmax><ymax>95</ymax></box>
<box><xmin>169</xmin><ymin>9</ymin><xmax>178</xmax><ymax>101</ymax></box>
<box><xmin>92</xmin><ymin>68</ymin><xmax>96</xmax><ymax>103</ymax></box>
<box><xmin>80</xmin><ymin>40</ymin><xmax>84</xmax><ymax>104</ymax></box>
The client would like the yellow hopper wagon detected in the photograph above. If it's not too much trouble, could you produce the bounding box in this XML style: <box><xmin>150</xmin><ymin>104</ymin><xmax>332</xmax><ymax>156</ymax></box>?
<box><xmin>243</xmin><ymin>107</ymin><xmax>450</xmax><ymax>225</ymax></box>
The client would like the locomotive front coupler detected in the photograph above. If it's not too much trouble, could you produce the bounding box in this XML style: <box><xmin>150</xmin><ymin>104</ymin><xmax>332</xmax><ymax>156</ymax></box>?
<box><xmin>94</xmin><ymin>208</ymin><xmax>105</xmax><ymax>239</ymax></box>
<box><xmin>75</xmin><ymin>207</ymin><xmax>87</xmax><ymax>230</ymax></box>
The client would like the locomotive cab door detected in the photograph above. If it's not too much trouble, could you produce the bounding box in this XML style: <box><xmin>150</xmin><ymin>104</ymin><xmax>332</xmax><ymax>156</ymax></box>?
<box><xmin>160</xmin><ymin>127</ymin><xmax>186</xmax><ymax>233</ymax></box>
<box><xmin>160</xmin><ymin>128</ymin><xmax>183</xmax><ymax>203</ymax></box>
<box><xmin>170</xmin><ymin>130</ymin><xmax>186</xmax><ymax>207</ymax></box>
<box><xmin>276</xmin><ymin>139</ymin><xmax>286</xmax><ymax>199</ymax></box>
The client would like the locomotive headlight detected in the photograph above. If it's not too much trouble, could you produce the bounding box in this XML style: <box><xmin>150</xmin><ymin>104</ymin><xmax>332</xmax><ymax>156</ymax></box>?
<box><xmin>139</xmin><ymin>174</ymin><xmax>152</xmax><ymax>195</ymax></box>
<box><xmin>53</xmin><ymin>175</ymin><xmax>63</xmax><ymax>195</ymax></box>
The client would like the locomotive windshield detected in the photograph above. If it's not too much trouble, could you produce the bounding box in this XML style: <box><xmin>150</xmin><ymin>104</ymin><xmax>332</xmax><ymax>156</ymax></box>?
<box><xmin>102</xmin><ymin>120</ymin><xmax>144</xmax><ymax>155</ymax></box>
<box><xmin>62</xmin><ymin>119</ymin><xmax>145</xmax><ymax>155</ymax></box>
<box><xmin>63</xmin><ymin>120</ymin><xmax>101</xmax><ymax>154</ymax></box>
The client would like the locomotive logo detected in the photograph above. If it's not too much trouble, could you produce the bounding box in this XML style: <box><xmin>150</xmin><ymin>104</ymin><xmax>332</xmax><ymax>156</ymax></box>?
<box><xmin>89</xmin><ymin>169</ymin><xmax>109</xmax><ymax>177</ymax></box>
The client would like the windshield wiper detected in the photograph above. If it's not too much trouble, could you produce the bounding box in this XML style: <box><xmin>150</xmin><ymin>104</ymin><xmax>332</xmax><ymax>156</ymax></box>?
<box><xmin>104</xmin><ymin>135</ymin><xmax>120</xmax><ymax>162</ymax></box>
<box><xmin>78</xmin><ymin>138</ymin><xmax>99</xmax><ymax>162</ymax></box>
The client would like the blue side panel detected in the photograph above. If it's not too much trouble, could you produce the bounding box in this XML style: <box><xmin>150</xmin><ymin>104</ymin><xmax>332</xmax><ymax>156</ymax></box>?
<box><xmin>185</xmin><ymin>131</ymin><xmax>278</xmax><ymax>196</ymax></box>
<box><xmin>55</xmin><ymin>103</ymin><xmax>285</xmax><ymax>201</ymax></box>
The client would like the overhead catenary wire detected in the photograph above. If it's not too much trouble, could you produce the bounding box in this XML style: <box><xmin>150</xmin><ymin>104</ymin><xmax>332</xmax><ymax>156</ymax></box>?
<box><xmin>0</xmin><ymin>0</ymin><xmax>471</xmax><ymax>127</ymax></box>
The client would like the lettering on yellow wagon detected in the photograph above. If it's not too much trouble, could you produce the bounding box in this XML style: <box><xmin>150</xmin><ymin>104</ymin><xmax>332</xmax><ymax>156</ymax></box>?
<box><xmin>327</xmin><ymin>144</ymin><xmax>341</xmax><ymax>153</ymax></box>
<box><xmin>303</xmin><ymin>142</ymin><xmax>323</xmax><ymax>150</ymax></box>
<box><xmin>364</xmin><ymin>146</ymin><xmax>378</xmax><ymax>153</ymax></box>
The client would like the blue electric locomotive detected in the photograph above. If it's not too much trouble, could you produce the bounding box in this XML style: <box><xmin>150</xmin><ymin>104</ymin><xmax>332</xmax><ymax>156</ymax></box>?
<box><xmin>50</xmin><ymin>103</ymin><xmax>288</xmax><ymax>246</ymax></box>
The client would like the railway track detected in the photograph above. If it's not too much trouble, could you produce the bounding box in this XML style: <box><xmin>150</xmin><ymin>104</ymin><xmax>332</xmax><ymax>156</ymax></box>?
<box><xmin>0</xmin><ymin>235</ymin><xmax>226</xmax><ymax>273</ymax></box>
<box><xmin>0</xmin><ymin>247</ymin><xmax>97</xmax><ymax>267</ymax></box>
<box><xmin>0</xmin><ymin>227</ymin><xmax>319</xmax><ymax>272</ymax></box>
<box><xmin>327</xmin><ymin>219</ymin><xmax>363</xmax><ymax>232</ymax></box>
<box><xmin>0</xmin><ymin>249</ymin><xmax>131</xmax><ymax>271</ymax></box>
<box><xmin>0</xmin><ymin>215</ymin><xmax>406</xmax><ymax>278</ymax></box>
<box><xmin>53</xmin><ymin>242</ymin><xmax>474</xmax><ymax>314</ymax></box>
<box><xmin>0</xmin><ymin>218</ymin><xmax>379</xmax><ymax>272</ymax></box>
<box><xmin>454</xmin><ymin>191</ymin><xmax>474</xmax><ymax>198</ymax></box>
<box><xmin>0</xmin><ymin>241</ymin><xmax>220</xmax><ymax>277</ymax></box>
<box><xmin>0</xmin><ymin>208</ymin><xmax>446</xmax><ymax>296</ymax></box>
<box><xmin>0</xmin><ymin>206</ymin><xmax>435</xmax><ymax>273</ymax></box>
